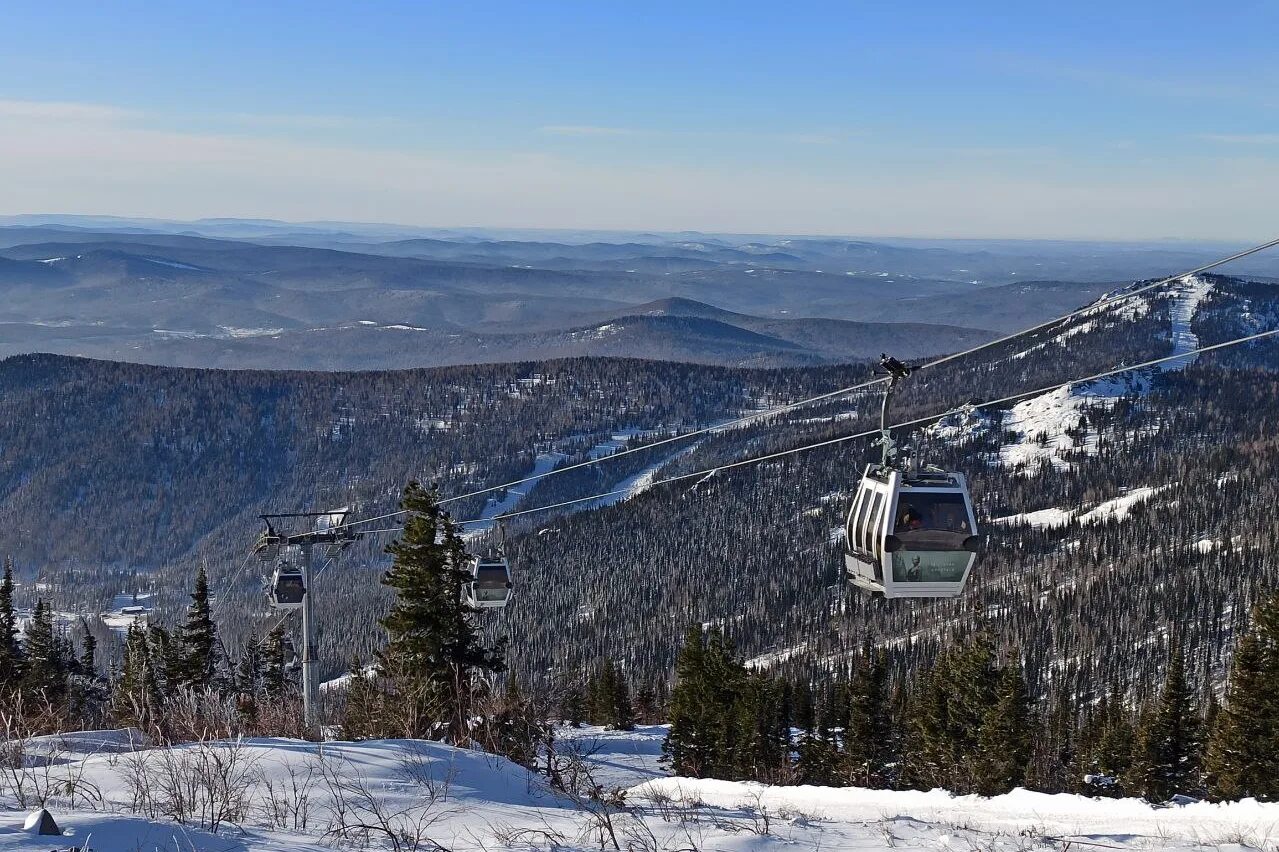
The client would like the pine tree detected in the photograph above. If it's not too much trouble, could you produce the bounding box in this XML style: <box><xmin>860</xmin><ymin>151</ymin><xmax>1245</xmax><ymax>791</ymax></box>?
<box><xmin>610</xmin><ymin>664</ymin><xmax>636</xmax><ymax>731</ymax></box>
<box><xmin>177</xmin><ymin>565</ymin><xmax>219</xmax><ymax>691</ymax></box>
<box><xmin>558</xmin><ymin>681</ymin><xmax>587</xmax><ymax>727</ymax></box>
<box><xmin>21</xmin><ymin>600</ymin><xmax>66</xmax><ymax>698</ymax></box>
<box><xmin>587</xmin><ymin>660</ymin><xmax>619</xmax><ymax>725</ymax></box>
<box><xmin>262</xmin><ymin>624</ymin><xmax>288</xmax><ymax>698</ymax></box>
<box><xmin>341</xmin><ymin>656</ymin><xmax>383</xmax><ymax>740</ymax></box>
<box><xmin>664</xmin><ymin>625</ymin><xmax>730</xmax><ymax>777</ymax></box>
<box><xmin>113</xmin><ymin>622</ymin><xmax>159</xmax><ymax>729</ymax></box>
<box><xmin>973</xmin><ymin>659</ymin><xmax>1032</xmax><ymax>796</ymax></box>
<box><xmin>1206</xmin><ymin>593</ymin><xmax>1279</xmax><ymax>800</ymax></box>
<box><xmin>148</xmin><ymin>624</ymin><xmax>183</xmax><ymax>698</ymax></box>
<box><xmin>77</xmin><ymin>625</ymin><xmax>98</xmax><ymax>678</ymax></box>
<box><xmin>796</xmin><ymin>708</ymin><xmax>840</xmax><ymax>785</ymax></box>
<box><xmin>0</xmin><ymin>557</ymin><xmax>22</xmax><ymax>684</ymax></box>
<box><xmin>1090</xmin><ymin>683</ymin><xmax>1134</xmax><ymax>796</ymax></box>
<box><xmin>844</xmin><ymin>648</ymin><xmax>893</xmax><ymax>788</ymax></box>
<box><xmin>378</xmin><ymin>482</ymin><xmax>504</xmax><ymax>741</ymax></box>
<box><xmin>1130</xmin><ymin>638</ymin><xmax>1202</xmax><ymax>801</ymax></box>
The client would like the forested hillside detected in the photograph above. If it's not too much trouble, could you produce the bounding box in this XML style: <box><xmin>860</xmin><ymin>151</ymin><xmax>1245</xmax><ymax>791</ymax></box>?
<box><xmin>4</xmin><ymin>274</ymin><xmax>1277</xmax><ymax>718</ymax></box>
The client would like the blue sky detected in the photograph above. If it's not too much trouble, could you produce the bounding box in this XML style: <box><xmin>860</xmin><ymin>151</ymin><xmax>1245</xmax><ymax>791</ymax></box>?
<box><xmin>2</xmin><ymin>1</ymin><xmax>1276</xmax><ymax>238</ymax></box>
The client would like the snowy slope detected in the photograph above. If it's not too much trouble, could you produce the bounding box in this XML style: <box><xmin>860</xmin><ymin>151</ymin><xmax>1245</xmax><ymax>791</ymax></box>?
<box><xmin>4</xmin><ymin>728</ymin><xmax>1279</xmax><ymax>851</ymax></box>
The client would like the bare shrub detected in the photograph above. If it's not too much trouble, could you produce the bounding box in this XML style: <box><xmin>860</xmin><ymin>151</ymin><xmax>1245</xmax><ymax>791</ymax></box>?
<box><xmin>120</xmin><ymin>736</ymin><xmax>259</xmax><ymax>833</ymax></box>
<box><xmin>317</xmin><ymin>752</ymin><xmax>456</xmax><ymax>851</ymax></box>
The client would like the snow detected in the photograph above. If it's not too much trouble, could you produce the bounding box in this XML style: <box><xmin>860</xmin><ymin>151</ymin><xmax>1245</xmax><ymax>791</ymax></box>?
<box><xmin>1077</xmin><ymin>485</ymin><xmax>1168</xmax><ymax>524</ymax></box>
<box><xmin>466</xmin><ymin>452</ymin><xmax>565</xmax><ymax>535</ymax></box>
<box><xmin>746</xmin><ymin>642</ymin><xmax>810</xmax><ymax>670</ymax></box>
<box><xmin>997</xmin><ymin>376</ymin><xmax>1146</xmax><ymax>474</ymax></box>
<box><xmin>992</xmin><ymin>485</ymin><xmax>1169</xmax><ymax>529</ymax></box>
<box><xmin>219</xmin><ymin>326</ymin><xmax>286</xmax><ymax>339</ymax></box>
<box><xmin>5</xmin><ymin>727</ymin><xmax>1279</xmax><ymax>851</ymax></box>
<box><xmin>143</xmin><ymin>257</ymin><xmax>204</xmax><ymax>271</ymax></box>
<box><xmin>1161</xmin><ymin>275</ymin><xmax>1213</xmax><ymax>372</ymax></box>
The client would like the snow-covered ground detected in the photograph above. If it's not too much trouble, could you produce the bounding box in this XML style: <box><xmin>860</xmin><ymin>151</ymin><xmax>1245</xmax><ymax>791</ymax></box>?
<box><xmin>1161</xmin><ymin>275</ymin><xmax>1213</xmax><ymax>373</ymax></box>
<box><xmin>4</xmin><ymin>726</ymin><xmax>1279</xmax><ymax>851</ymax></box>
<box><xmin>992</xmin><ymin>485</ymin><xmax>1169</xmax><ymax>530</ymax></box>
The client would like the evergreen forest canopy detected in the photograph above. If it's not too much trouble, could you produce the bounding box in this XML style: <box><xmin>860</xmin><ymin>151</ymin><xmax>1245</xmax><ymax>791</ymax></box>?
<box><xmin>2</xmin><ymin>272</ymin><xmax>1278</xmax><ymax>802</ymax></box>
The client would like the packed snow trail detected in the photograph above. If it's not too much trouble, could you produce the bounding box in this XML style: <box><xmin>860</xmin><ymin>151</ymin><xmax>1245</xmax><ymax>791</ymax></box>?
<box><xmin>1162</xmin><ymin>275</ymin><xmax>1213</xmax><ymax>372</ymax></box>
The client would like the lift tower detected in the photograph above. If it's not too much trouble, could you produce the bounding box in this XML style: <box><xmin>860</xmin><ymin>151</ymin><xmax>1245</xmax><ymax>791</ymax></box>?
<box><xmin>254</xmin><ymin>510</ymin><xmax>363</xmax><ymax>729</ymax></box>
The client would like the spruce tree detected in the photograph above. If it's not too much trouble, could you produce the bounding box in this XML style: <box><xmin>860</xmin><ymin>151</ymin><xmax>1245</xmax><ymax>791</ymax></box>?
<box><xmin>664</xmin><ymin>625</ymin><xmax>727</xmax><ymax>777</ymax></box>
<box><xmin>78</xmin><ymin>626</ymin><xmax>98</xmax><ymax>678</ymax></box>
<box><xmin>113</xmin><ymin>622</ymin><xmax>159</xmax><ymax>729</ymax></box>
<box><xmin>844</xmin><ymin>648</ymin><xmax>893</xmax><ymax>788</ymax></box>
<box><xmin>341</xmin><ymin>656</ymin><xmax>383</xmax><ymax>740</ymax></box>
<box><xmin>610</xmin><ymin>664</ymin><xmax>636</xmax><ymax>731</ymax></box>
<box><xmin>378</xmin><ymin>482</ymin><xmax>504</xmax><ymax>742</ymax></box>
<box><xmin>262</xmin><ymin>624</ymin><xmax>288</xmax><ymax>698</ymax></box>
<box><xmin>0</xmin><ymin>557</ymin><xmax>22</xmax><ymax>683</ymax></box>
<box><xmin>1207</xmin><ymin>593</ymin><xmax>1279</xmax><ymax>800</ymax></box>
<box><xmin>973</xmin><ymin>660</ymin><xmax>1032</xmax><ymax>796</ymax></box>
<box><xmin>21</xmin><ymin>600</ymin><xmax>66</xmax><ymax>698</ymax></box>
<box><xmin>558</xmin><ymin>681</ymin><xmax>587</xmax><ymax>727</ymax></box>
<box><xmin>1131</xmin><ymin>639</ymin><xmax>1202</xmax><ymax>801</ymax></box>
<box><xmin>178</xmin><ymin>565</ymin><xmax>219</xmax><ymax>691</ymax></box>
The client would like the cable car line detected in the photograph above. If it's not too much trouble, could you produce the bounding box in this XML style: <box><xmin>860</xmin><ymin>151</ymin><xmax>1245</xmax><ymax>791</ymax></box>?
<box><xmin>319</xmin><ymin>235</ymin><xmax>1279</xmax><ymax>537</ymax></box>
<box><xmin>248</xmin><ymin>326</ymin><xmax>1276</xmax><ymax>638</ymax></box>
<box><xmin>912</xmin><ymin>234</ymin><xmax>1279</xmax><ymax>375</ymax></box>
<box><xmin>435</xmin><ymin>325</ymin><xmax>1279</xmax><ymax>528</ymax></box>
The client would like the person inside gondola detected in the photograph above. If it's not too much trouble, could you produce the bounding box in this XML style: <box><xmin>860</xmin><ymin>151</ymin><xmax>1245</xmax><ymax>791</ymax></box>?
<box><xmin>896</xmin><ymin>504</ymin><xmax>923</xmax><ymax>532</ymax></box>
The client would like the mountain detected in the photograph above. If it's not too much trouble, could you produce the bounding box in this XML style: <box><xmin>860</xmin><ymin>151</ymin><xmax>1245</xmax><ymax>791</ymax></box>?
<box><xmin>0</xmin><ymin>235</ymin><xmax>1005</xmax><ymax>368</ymax></box>
<box><xmin>4</xmin><ymin>273</ymin><xmax>1278</xmax><ymax>706</ymax></box>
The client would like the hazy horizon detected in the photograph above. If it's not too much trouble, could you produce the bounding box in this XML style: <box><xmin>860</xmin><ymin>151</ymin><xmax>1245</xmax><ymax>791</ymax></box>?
<box><xmin>3</xmin><ymin>3</ymin><xmax>1277</xmax><ymax>240</ymax></box>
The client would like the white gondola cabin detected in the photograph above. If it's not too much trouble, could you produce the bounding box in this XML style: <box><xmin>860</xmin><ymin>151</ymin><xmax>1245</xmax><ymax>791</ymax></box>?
<box><xmin>844</xmin><ymin>465</ymin><xmax>980</xmax><ymax>598</ymax></box>
<box><xmin>463</xmin><ymin>556</ymin><xmax>512</xmax><ymax>609</ymax></box>
<box><xmin>270</xmin><ymin>562</ymin><xmax>306</xmax><ymax>610</ymax></box>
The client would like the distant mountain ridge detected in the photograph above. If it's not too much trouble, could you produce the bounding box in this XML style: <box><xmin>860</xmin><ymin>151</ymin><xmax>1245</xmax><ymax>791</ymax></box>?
<box><xmin>2</xmin><ymin>219</ymin><xmax>1272</xmax><ymax>370</ymax></box>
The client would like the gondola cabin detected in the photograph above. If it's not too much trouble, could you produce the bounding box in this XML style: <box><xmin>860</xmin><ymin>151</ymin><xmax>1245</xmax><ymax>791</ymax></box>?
<box><xmin>463</xmin><ymin>556</ymin><xmax>512</xmax><ymax>610</ymax></box>
<box><xmin>270</xmin><ymin>563</ymin><xmax>306</xmax><ymax>610</ymax></box>
<box><xmin>844</xmin><ymin>465</ymin><xmax>980</xmax><ymax>599</ymax></box>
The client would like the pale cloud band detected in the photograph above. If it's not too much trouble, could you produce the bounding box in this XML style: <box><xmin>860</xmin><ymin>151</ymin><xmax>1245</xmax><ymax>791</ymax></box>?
<box><xmin>1</xmin><ymin>98</ymin><xmax>1276</xmax><ymax>240</ymax></box>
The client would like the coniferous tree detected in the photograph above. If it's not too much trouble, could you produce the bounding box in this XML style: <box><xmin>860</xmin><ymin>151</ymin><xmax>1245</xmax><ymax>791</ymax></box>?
<box><xmin>1130</xmin><ymin>639</ymin><xmax>1202</xmax><ymax>801</ymax></box>
<box><xmin>611</xmin><ymin>665</ymin><xmax>636</xmax><ymax>731</ymax></box>
<box><xmin>844</xmin><ymin>649</ymin><xmax>893</xmax><ymax>788</ymax></box>
<box><xmin>77</xmin><ymin>624</ymin><xmax>98</xmax><ymax>678</ymax></box>
<box><xmin>378</xmin><ymin>482</ymin><xmax>504</xmax><ymax>742</ymax></box>
<box><xmin>0</xmin><ymin>557</ymin><xmax>22</xmax><ymax>684</ymax></box>
<box><xmin>558</xmin><ymin>681</ymin><xmax>587</xmax><ymax>727</ymax></box>
<box><xmin>178</xmin><ymin>565</ymin><xmax>218</xmax><ymax>690</ymax></box>
<box><xmin>796</xmin><ymin>693</ymin><xmax>840</xmax><ymax>785</ymax></box>
<box><xmin>21</xmin><ymin>600</ymin><xmax>66</xmax><ymax>698</ymax></box>
<box><xmin>148</xmin><ymin>625</ymin><xmax>183</xmax><ymax>698</ymax></box>
<box><xmin>973</xmin><ymin>660</ymin><xmax>1032</xmax><ymax>796</ymax></box>
<box><xmin>1207</xmin><ymin>593</ymin><xmax>1279</xmax><ymax>800</ymax></box>
<box><xmin>1088</xmin><ymin>683</ymin><xmax>1134</xmax><ymax>796</ymax></box>
<box><xmin>113</xmin><ymin>622</ymin><xmax>159</xmax><ymax>729</ymax></box>
<box><xmin>664</xmin><ymin>626</ymin><xmax>727</xmax><ymax>777</ymax></box>
<box><xmin>341</xmin><ymin>656</ymin><xmax>383</xmax><ymax>740</ymax></box>
<box><xmin>262</xmin><ymin>624</ymin><xmax>288</xmax><ymax>699</ymax></box>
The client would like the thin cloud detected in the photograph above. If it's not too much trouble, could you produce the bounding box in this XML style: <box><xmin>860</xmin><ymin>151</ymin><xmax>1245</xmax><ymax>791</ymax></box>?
<box><xmin>0</xmin><ymin>99</ymin><xmax>136</xmax><ymax>122</ymax></box>
<box><xmin>539</xmin><ymin>125</ymin><xmax>636</xmax><ymax>137</ymax></box>
<box><xmin>1199</xmin><ymin>133</ymin><xmax>1279</xmax><ymax>145</ymax></box>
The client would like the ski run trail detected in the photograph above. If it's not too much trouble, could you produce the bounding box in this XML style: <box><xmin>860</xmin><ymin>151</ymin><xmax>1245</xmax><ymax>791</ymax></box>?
<box><xmin>4</xmin><ymin>726</ymin><xmax>1279</xmax><ymax>851</ymax></box>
